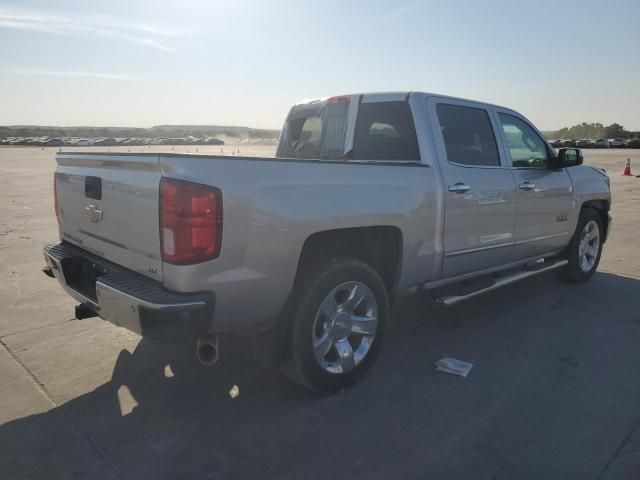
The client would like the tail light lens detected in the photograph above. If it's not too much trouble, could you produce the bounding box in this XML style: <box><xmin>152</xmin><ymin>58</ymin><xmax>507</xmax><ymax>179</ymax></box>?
<box><xmin>160</xmin><ymin>178</ymin><xmax>223</xmax><ymax>265</ymax></box>
<box><xmin>53</xmin><ymin>173</ymin><xmax>59</xmax><ymax>221</ymax></box>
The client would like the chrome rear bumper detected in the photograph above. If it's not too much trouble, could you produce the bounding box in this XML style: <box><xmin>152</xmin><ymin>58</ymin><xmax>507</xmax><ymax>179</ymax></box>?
<box><xmin>43</xmin><ymin>242</ymin><xmax>213</xmax><ymax>338</ymax></box>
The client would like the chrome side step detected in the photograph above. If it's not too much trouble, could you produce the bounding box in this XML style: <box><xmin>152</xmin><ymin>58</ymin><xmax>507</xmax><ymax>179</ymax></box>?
<box><xmin>435</xmin><ymin>259</ymin><xmax>568</xmax><ymax>306</ymax></box>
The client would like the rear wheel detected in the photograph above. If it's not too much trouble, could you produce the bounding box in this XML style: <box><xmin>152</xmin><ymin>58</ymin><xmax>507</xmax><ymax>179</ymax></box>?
<box><xmin>282</xmin><ymin>257</ymin><xmax>388</xmax><ymax>393</ymax></box>
<box><xmin>556</xmin><ymin>209</ymin><xmax>603</xmax><ymax>282</ymax></box>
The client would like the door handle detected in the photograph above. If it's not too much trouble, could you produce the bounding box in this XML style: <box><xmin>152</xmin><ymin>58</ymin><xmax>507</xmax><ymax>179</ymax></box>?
<box><xmin>448</xmin><ymin>183</ymin><xmax>471</xmax><ymax>194</ymax></box>
<box><xmin>519</xmin><ymin>181</ymin><xmax>536</xmax><ymax>191</ymax></box>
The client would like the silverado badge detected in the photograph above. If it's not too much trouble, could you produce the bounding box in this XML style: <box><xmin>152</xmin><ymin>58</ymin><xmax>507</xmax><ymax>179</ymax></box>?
<box><xmin>85</xmin><ymin>204</ymin><xmax>104</xmax><ymax>223</ymax></box>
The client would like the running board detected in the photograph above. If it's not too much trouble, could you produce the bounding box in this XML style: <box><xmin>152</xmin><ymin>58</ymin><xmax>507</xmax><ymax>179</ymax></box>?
<box><xmin>436</xmin><ymin>259</ymin><xmax>568</xmax><ymax>306</ymax></box>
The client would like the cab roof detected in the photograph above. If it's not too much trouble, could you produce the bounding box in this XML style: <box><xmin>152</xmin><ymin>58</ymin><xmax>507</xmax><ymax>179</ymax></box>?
<box><xmin>295</xmin><ymin>91</ymin><xmax>514</xmax><ymax>113</ymax></box>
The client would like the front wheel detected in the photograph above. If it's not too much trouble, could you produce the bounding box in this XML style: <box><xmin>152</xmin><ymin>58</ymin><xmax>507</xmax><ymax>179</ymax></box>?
<box><xmin>281</xmin><ymin>257</ymin><xmax>388</xmax><ymax>393</ymax></box>
<box><xmin>556</xmin><ymin>209</ymin><xmax>603</xmax><ymax>282</ymax></box>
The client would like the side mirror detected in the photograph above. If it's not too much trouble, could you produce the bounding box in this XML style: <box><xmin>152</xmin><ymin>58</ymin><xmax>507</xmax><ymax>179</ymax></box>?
<box><xmin>555</xmin><ymin>147</ymin><xmax>583</xmax><ymax>168</ymax></box>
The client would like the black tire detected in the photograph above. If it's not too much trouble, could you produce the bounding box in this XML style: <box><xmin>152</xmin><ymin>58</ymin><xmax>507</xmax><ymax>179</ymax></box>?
<box><xmin>556</xmin><ymin>208</ymin><xmax>603</xmax><ymax>282</ymax></box>
<box><xmin>281</xmin><ymin>257</ymin><xmax>388</xmax><ymax>393</ymax></box>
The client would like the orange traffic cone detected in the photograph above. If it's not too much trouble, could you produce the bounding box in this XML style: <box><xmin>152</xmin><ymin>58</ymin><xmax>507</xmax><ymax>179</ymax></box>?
<box><xmin>623</xmin><ymin>158</ymin><xmax>632</xmax><ymax>176</ymax></box>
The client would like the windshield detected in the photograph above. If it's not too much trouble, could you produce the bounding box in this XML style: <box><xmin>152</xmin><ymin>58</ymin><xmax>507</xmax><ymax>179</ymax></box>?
<box><xmin>276</xmin><ymin>98</ymin><xmax>350</xmax><ymax>160</ymax></box>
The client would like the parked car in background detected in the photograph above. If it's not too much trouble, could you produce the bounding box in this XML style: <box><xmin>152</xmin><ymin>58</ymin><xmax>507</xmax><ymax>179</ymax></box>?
<box><xmin>575</xmin><ymin>139</ymin><xmax>595</xmax><ymax>148</ymax></box>
<box><xmin>594</xmin><ymin>139</ymin><xmax>609</xmax><ymax>149</ymax></box>
<box><xmin>625</xmin><ymin>138</ymin><xmax>640</xmax><ymax>149</ymax></box>
<box><xmin>549</xmin><ymin>139</ymin><xmax>563</xmax><ymax>148</ymax></box>
<box><xmin>608</xmin><ymin>138</ymin><xmax>625</xmax><ymax>148</ymax></box>
<box><xmin>93</xmin><ymin>138</ymin><xmax>118</xmax><ymax>147</ymax></box>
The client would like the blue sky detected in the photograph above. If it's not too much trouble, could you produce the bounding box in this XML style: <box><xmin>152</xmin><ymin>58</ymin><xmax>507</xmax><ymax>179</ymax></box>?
<box><xmin>1</xmin><ymin>0</ymin><xmax>639</xmax><ymax>130</ymax></box>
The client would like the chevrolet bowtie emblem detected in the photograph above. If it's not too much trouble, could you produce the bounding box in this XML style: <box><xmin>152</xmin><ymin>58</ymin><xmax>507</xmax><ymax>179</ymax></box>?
<box><xmin>85</xmin><ymin>204</ymin><xmax>104</xmax><ymax>223</ymax></box>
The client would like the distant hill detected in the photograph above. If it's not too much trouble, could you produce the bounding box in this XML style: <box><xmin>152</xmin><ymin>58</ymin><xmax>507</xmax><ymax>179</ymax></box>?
<box><xmin>148</xmin><ymin>125</ymin><xmax>279</xmax><ymax>139</ymax></box>
<box><xmin>0</xmin><ymin>124</ymin><xmax>280</xmax><ymax>140</ymax></box>
<box><xmin>150</xmin><ymin>125</ymin><xmax>251</xmax><ymax>133</ymax></box>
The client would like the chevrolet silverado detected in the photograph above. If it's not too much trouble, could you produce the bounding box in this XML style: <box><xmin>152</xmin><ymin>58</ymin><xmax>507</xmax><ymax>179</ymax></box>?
<box><xmin>43</xmin><ymin>92</ymin><xmax>611</xmax><ymax>392</ymax></box>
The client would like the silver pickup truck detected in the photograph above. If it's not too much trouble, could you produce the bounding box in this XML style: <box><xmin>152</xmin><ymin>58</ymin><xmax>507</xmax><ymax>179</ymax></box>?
<box><xmin>43</xmin><ymin>92</ymin><xmax>611</xmax><ymax>392</ymax></box>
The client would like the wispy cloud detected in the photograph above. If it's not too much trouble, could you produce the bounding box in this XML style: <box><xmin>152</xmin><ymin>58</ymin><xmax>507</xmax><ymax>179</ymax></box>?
<box><xmin>10</xmin><ymin>68</ymin><xmax>132</xmax><ymax>81</ymax></box>
<box><xmin>0</xmin><ymin>7</ymin><xmax>185</xmax><ymax>52</ymax></box>
<box><xmin>365</xmin><ymin>4</ymin><xmax>414</xmax><ymax>22</ymax></box>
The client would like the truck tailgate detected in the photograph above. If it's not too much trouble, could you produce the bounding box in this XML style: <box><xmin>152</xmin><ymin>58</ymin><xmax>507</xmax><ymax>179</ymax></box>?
<box><xmin>55</xmin><ymin>153</ymin><xmax>163</xmax><ymax>281</ymax></box>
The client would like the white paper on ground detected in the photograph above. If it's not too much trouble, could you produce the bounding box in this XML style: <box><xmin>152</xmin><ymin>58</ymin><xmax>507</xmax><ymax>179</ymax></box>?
<box><xmin>435</xmin><ymin>357</ymin><xmax>474</xmax><ymax>377</ymax></box>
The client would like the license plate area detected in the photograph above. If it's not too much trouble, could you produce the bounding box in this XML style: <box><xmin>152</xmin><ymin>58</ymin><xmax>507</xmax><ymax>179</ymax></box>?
<box><xmin>61</xmin><ymin>256</ymin><xmax>108</xmax><ymax>302</ymax></box>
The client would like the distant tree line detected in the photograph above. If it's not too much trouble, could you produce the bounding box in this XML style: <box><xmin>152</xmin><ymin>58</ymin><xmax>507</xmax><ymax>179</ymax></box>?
<box><xmin>546</xmin><ymin>122</ymin><xmax>637</xmax><ymax>140</ymax></box>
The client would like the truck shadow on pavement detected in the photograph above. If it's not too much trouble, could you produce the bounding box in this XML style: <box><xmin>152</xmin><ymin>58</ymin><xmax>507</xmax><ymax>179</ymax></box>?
<box><xmin>2</xmin><ymin>271</ymin><xmax>640</xmax><ymax>479</ymax></box>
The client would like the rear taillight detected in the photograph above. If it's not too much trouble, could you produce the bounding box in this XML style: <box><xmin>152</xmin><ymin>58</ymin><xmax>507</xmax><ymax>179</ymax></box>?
<box><xmin>160</xmin><ymin>178</ymin><xmax>222</xmax><ymax>265</ymax></box>
<box><xmin>53</xmin><ymin>173</ymin><xmax>59</xmax><ymax>221</ymax></box>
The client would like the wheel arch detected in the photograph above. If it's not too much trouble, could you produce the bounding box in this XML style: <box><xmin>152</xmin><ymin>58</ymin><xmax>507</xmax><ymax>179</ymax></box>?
<box><xmin>294</xmin><ymin>226</ymin><xmax>404</xmax><ymax>301</ymax></box>
<box><xmin>580</xmin><ymin>199</ymin><xmax>610</xmax><ymax>242</ymax></box>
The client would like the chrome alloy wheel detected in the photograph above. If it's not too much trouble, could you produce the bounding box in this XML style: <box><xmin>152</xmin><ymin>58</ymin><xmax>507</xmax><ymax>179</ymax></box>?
<box><xmin>578</xmin><ymin>220</ymin><xmax>600</xmax><ymax>273</ymax></box>
<box><xmin>311</xmin><ymin>281</ymin><xmax>378</xmax><ymax>374</ymax></box>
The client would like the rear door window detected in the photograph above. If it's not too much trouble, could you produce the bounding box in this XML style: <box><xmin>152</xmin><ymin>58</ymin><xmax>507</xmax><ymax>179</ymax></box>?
<box><xmin>352</xmin><ymin>101</ymin><xmax>420</xmax><ymax>161</ymax></box>
<box><xmin>436</xmin><ymin>103</ymin><xmax>501</xmax><ymax>167</ymax></box>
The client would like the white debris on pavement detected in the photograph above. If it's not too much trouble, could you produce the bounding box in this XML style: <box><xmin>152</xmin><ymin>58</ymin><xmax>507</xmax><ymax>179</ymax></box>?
<box><xmin>229</xmin><ymin>385</ymin><xmax>240</xmax><ymax>399</ymax></box>
<box><xmin>435</xmin><ymin>357</ymin><xmax>474</xmax><ymax>377</ymax></box>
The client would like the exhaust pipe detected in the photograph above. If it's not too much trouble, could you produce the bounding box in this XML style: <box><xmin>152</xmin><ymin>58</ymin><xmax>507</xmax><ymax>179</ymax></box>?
<box><xmin>196</xmin><ymin>334</ymin><xmax>219</xmax><ymax>366</ymax></box>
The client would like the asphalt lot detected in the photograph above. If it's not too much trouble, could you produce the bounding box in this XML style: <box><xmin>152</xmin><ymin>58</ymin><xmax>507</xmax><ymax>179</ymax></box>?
<box><xmin>1</xmin><ymin>146</ymin><xmax>639</xmax><ymax>479</ymax></box>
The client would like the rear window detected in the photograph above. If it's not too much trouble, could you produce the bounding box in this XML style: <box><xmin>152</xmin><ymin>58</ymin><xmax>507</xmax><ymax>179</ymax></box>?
<box><xmin>276</xmin><ymin>99</ymin><xmax>350</xmax><ymax>160</ymax></box>
<box><xmin>352</xmin><ymin>102</ymin><xmax>420</xmax><ymax>161</ymax></box>
<box><xmin>299</xmin><ymin>117</ymin><xmax>322</xmax><ymax>143</ymax></box>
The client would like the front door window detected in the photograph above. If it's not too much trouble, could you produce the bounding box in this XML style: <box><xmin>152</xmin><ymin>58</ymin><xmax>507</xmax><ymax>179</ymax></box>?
<box><xmin>498</xmin><ymin>113</ymin><xmax>550</xmax><ymax>169</ymax></box>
